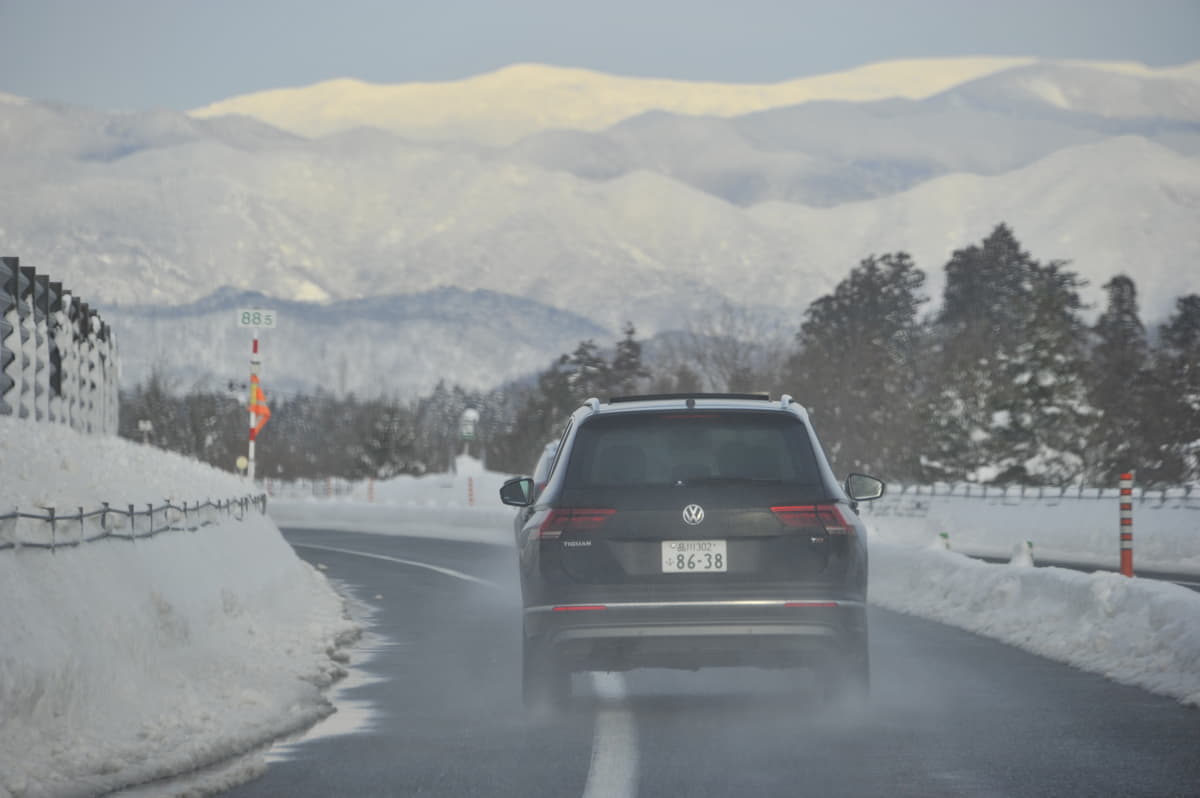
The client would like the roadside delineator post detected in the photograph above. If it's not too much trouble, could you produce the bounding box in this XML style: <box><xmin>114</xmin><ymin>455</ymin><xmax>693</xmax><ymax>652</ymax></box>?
<box><xmin>236</xmin><ymin>308</ymin><xmax>276</xmax><ymax>483</ymax></box>
<box><xmin>467</xmin><ymin>477</ymin><xmax>475</xmax><ymax>507</ymax></box>
<box><xmin>1119</xmin><ymin>472</ymin><xmax>1134</xmax><ymax>577</ymax></box>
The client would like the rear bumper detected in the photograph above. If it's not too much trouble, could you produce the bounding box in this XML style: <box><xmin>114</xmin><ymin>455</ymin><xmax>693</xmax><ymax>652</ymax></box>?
<box><xmin>524</xmin><ymin>599</ymin><xmax>867</xmax><ymax>672</ymax></box>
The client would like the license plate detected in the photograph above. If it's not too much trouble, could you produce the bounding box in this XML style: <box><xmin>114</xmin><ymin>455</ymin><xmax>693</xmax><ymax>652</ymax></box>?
<box><xmin>662</xmin><ymin>540</ymin><xmax>727</xmax><ymax>572</ymax></box>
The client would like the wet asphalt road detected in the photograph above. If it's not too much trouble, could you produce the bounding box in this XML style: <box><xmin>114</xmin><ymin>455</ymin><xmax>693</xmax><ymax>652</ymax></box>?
<box><xmin>217</xmin><ymin>526</ymin><xmax>1200</xmax><ymax>798</ymax></box>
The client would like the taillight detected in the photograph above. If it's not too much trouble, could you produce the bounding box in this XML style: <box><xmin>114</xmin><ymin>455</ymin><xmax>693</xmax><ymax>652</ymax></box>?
<box><xmin>770</xmin><ymin>504</ymin><xmax>852</xmax><ymax>536</ymax></box>
<box><xmin>538</xmin><ymin>508</ymin><xmax>615</xmax><ymax>539</ymax></box>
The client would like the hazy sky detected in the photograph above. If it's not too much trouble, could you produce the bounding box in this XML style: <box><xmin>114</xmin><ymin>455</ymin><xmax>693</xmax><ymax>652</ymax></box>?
<box><xmin>2</xmin><ymin>0</ymin><xmax>1198</xmax><ymax>110</ymax></box>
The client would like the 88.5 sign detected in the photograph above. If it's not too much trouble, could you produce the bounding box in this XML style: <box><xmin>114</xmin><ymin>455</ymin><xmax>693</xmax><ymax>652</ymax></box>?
<box><xmin>237</xmin><ymin>309</ymin><xmax>277</xmax><ymax>329</ymax></box>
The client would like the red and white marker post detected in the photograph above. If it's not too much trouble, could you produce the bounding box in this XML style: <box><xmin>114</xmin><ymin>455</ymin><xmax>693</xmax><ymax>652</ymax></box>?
<box><xmin>1119</xmin><ymin>472</ymin><xmax>1134</xmax><ymax>577</ymax></box>
<box><xmin>237</xmin><ymin>308</ymin><xmax>276</xmax><ymax>483</ymax></box>
<box><xmin>248</xmin><ymin>331</ymin><xmax>260</xmax><ymax>481</ymax></box>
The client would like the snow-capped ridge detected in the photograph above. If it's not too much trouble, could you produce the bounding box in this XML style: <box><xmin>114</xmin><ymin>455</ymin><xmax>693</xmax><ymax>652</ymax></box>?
<box><xmin>186</xmin><ymin>57</ymin><xmax>1200</xmax><ymax>146</ymax></box>
<box><xmin>941</xmin><ymin>62</ymin><xmax>1200</xmax><ymax>121</ymax></box>
<box><xmin>188</xmin><ymin>57</ymin><xmax>1041</xmax><ymax>145</ymax></box>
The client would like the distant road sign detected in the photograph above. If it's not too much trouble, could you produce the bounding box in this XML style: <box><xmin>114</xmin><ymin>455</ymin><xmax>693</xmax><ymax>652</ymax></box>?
<box><xmin>237</xmin><ymin>309</ymin><xmax>277</xmax><ymax>329</ymax></box>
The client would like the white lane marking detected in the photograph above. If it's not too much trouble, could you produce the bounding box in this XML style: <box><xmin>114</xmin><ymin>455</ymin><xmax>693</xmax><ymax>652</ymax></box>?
<box><xmin>292</xmin><ymin>543</ymin><xmax>501</xmax><ymax>589</ymax></box>
<box><xmin>582</xmin><ymin>672</ymin><xmax>638</xmax><ymax>798</ymax></box>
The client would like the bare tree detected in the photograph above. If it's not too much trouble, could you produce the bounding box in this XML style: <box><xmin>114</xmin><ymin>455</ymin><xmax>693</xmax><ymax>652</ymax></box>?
<box><xmin>675</xmin><ymin>301</ymin><xmax>791</xmax><ymax>393</ymax></box>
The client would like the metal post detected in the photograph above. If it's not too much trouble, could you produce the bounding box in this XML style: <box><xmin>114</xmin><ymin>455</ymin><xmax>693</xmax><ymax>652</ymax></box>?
<box><xmin>248</xmin><ymin>329</ymin><xmax>259</xmax><ymax>482</ymax></box>
<box><xmin>1119</xmin><ymin>472</ymin><xmax>1134</xmax><ymax>577</ymax></box>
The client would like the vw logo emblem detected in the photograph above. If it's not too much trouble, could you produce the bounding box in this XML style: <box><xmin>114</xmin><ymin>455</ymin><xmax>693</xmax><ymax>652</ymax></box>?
<box><xmin>682</xmin><ymin>504</ymin><xmax>705</xmax><ymax>526</ymax></box>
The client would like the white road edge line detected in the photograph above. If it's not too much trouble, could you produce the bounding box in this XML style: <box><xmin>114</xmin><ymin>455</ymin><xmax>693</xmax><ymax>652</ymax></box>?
<box><xmin>582</xmin><ymin>672</ymin><xmax>638</xmax><ymax>798</ymax></box>
<box><xmin>291</xmin><ymin>542</ymin><xmax>501</xmax><ymax>589</ymax></box>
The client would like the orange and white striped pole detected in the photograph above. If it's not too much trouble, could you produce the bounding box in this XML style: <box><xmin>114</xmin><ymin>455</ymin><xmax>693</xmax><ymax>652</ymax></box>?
<box><xmin>1119</xmin><ymin>472</ymin><xmax>1134</xmax><ymax>577</ymax></box>
<box><xmin>248</xmin><ymin>331</ymin><xmax>259</xmax><ymax>481</ymax></box>
<box><xmin>247</xmin><ymin>336</ymin><xmax>271</xmax><ymax>482</ymax></box>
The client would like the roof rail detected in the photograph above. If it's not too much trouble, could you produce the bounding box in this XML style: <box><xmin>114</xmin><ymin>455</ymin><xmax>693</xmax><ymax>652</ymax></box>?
<box><xmin>583</xmin><ymin>397</ymin><xmax>601</xmax><ymax>413</ymax></box>
<box><xmin>780</xmin><ymin>394</ymin><xmax>793</xmax><ymax>408</ymax></box>
<box><xmin>608</xmin><ymin>392</ymin><xmax>771</xmax><ymax>404</ymax></box>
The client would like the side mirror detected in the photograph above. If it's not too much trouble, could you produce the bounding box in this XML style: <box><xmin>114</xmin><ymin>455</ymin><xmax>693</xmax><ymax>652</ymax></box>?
<box><xmin>499</xmin><ymin>476</ymin><xmax>536</xmax><ymax>507</ymax></box>
<box><xmin>845</xmin><ymin>473</ymin><xmax>885</xmax><ymax>502</ymax></box>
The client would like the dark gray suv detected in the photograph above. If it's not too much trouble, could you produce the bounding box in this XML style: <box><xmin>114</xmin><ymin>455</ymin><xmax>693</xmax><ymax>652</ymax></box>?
<box><xmin>499</xmin><ymin>393</ymin><xmax>884</xmax><ymax>709</ymax></box>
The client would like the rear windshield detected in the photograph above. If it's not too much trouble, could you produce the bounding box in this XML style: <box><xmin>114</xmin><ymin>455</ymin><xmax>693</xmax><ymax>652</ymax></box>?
<box><xmin>564</xmin><ymin>411</ymin><xmax>821</xmax><ymax>489</ymax></box>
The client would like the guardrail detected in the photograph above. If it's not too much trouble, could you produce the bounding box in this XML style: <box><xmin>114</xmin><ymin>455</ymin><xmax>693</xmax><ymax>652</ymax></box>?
<box><xmin>263</xmin><ymin>478</ymin><xmax>356</xmax><ymax>500</ymax></box>
<box><xmin>882</xmin><ymin>482</ymin><xmax>1198</xmax><ymax>506</ymax></box>
<box><xmin>1</xmin><ymin>255</ymin><xmax>119</xmax><ymax>434</ymax></box>
<box><xmin>0</xmin><ymin>495</ymin><xmax>268</xmax><ymax>552</ymax></box>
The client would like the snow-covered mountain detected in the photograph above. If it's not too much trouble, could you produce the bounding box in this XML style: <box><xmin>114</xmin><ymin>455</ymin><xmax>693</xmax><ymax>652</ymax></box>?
<box><xmin>106</xmin><ymin>287</ymin><xmax>610</xmax><ymax>396</ymax></box>
<box><xmin>937</xmin><ymin>62</ymin><xmax>1200</xmax><ymax>122</ymax></box>
<box><xmin>503</xmin><ymin>60</ymin><xmax>1200</xmax><ymax>207</ymax></box>
<box><xmin>187</xmin><ymin>58</ymin><xmax>1041</xmax><ymax>146</ymax></box>
<box><xmin>3</xmin><ymin>107</ymin><xmax>1195</xmax><ymax>323</ymax></box>
<box><xmin>3</xmin><ymin>57</ymin><xmax>1199</xmax><ymax>395</ymax></box>
<box><xmin>748</xmin><ymin>136</ymin><xmax>1200</xmax><ymax>313</ymax></box>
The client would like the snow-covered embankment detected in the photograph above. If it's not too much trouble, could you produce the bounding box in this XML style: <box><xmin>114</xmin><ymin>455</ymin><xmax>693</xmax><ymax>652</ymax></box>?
<box><xmin>0</xmin><ymin>418</ymin><xmax>359</xmax><ymax>798</ymax></box>
<box><xmin>869</xmin><ymin>541</ymin><xmax>1200</xmax><ymax>707</ymax></box>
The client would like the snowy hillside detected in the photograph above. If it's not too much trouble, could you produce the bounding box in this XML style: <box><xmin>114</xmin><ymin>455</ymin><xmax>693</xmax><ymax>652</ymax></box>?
<box><xmin>506</xmin><ymin>91</ymin><xmax>1196</xmax><ymax>207</ymax></box>
<box><xmin>4</xmin><ymin>115</ymin><xmax>1198</xmax><ymax>330</ymax></box>
<box><xmin>108</xmin><ymin>287</ymin><xmax>610</xmax><ymax>396</ymax></box>
<box><xmin>749</xmin><ymin>136</ymin><xmax>1200</xmax><ymax>316</ymax></box>
<box><xmin>940</xmin><ymin>62</ymin><xmax>1200</xmax><ymax>121</ymax></box>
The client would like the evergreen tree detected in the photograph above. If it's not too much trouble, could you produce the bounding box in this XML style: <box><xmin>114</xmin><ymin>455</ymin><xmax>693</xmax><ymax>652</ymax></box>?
<box><xmin>1150</xmin><ymin>294</ymin><xmax>1200</xmax><ymax>482</ymax></box>
<box><xmin>413</xmin><ymin>381</ymin><xmax>480</xmax><ymax>472</ymax></box>
<box><xmin>487</xmin><ymin>350</ymin><xmax>585</xmax><ymax>473</ymax></box>
<box><xmin>1086</xmin><ymin>276</ymin><xmax>1153</xmax><ymax>483</ymax></box>
<box><xmin>922</xmin><ymin>223</ymin><xmax>1090</xmax><ymax>484</ymax></box>
<box><xmin>923</xmin><ymin>224</ymin><xmax>1034</xmax><ymax>481</ymax></box>
<box><xmin>488</xmin><ymin>326</ymin><xmax>659</xmax><ymax>473</ymax></box>
<box><xmin>563</xmin><ymin>339</ymin><xmax>610</xmax><ymax>400</ymax></box>
<box><xmin>988</xmin><ymin>261</ymin><xmax>1091</xmax><ymax>484</ymax></box>
<box><xmin>354</xmin><ymin>398</ymin><xmax>417</xmax><ymax>479</ymax></box>
<box><xmin>609</xmin><ymin>322</ymin><xmax>650</xmax><ymax>397</ymax></box>
<box><xmin>786</xmin><ymin>252</ymin><xmax>927</xmax><ymax>477</ymax></box>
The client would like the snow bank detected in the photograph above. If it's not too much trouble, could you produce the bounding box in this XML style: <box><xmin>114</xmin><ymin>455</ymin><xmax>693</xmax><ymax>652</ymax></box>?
<box><xmin>869</xmin><ymin>540</ymin><xmax>1200</xmax><ymax>708</ymax></box>
<box><xmin>865</xmin><ymin>486</ymin><xmax>1200</xmax><ymax>706</ymax></box>
<box><xmin>0</xmin><ymin>419</ymin><xmax>358</xmax><ymax>798</ymax></box>
<box><xmin>267</xmin><ymin>454</ymin><xmax>514</xmax><ymax>544</ymax></box>
<box><xmin>863</xmin><ymin>485</ymin><xmax>1200</xmax><ymax>574</ymax></box>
